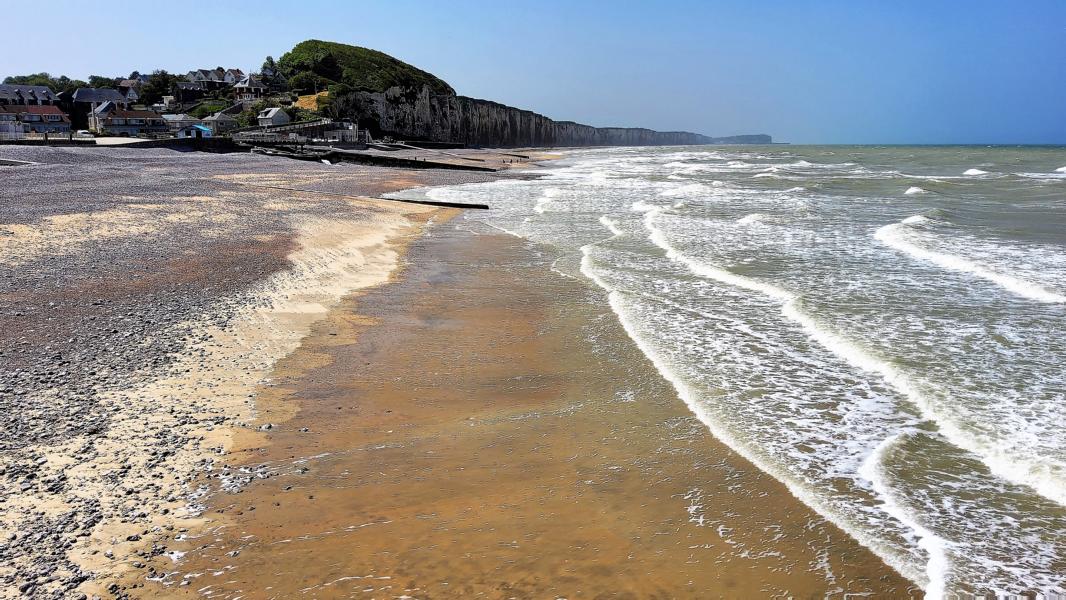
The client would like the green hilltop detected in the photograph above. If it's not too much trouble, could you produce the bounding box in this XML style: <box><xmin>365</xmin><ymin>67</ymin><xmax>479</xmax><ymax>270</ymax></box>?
<box><xmin>277</xmin><ymin>39</ymin><xmax>455</xmax><ymax>95</ymax></box>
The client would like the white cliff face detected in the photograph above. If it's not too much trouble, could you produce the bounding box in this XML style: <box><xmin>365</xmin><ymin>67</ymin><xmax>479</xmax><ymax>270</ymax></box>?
<box><xmin>350</xmin><ymin>85</ymin><xmax>714</xmax><ymax>147</ymax></box>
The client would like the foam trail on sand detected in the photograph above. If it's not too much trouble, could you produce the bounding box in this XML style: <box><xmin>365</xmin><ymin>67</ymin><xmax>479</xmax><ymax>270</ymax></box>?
<box><xmin>875</xmin><ymin>217</ymin><xmax>1066</xmax><ymax>304</ymax></box>
<box><xmin>635</xmin><ymin>202</ymin><xmax>1066</xmax><ymax>588</ymax></box>
<box><xmin>859</xmin><ymin>435</ymin><xmax>950</xmax><ymax>600</ymax></box>
<box><xmin>644</xmin><ymin>205</ymin><xmax>1066</xmax><ymax>507</ymax></box>
<box><xmin>580</xmin><ymin>219</ymin><xmax>933</xmax><ymax>589</ymax></box>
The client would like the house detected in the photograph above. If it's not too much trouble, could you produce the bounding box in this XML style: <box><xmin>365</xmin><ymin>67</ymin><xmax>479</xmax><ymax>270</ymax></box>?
<box><xmin>0</xmin><ymin>105</ymin><xmax>71</xmax><ymax>134</ymax></box>
<box><xmin>117</xmin><ymin>79</ymin><xmax>141</xmax><ymax>103</ymax></box>
<box><xmin>233</xmin><ymin>76</ymin><xmax>266</xmax><ymax>101</ymax></box>
<box><xmin>0</xmin><ymin>109</ymin><xmax>21</xmax><ymax>139</ymax></box>
<box><xmin>68</xmin><ymin>88</ymin><xmax>129</xmax><ymax>129</ymax></box>
<box><xmin>88</xmin><ymin>102</ymin><xmax>167</xmax><ymax>136</ymax></box>
<box><xmin>119</xmin><ymin>86</ymin><xmax>139</xmax><ymax>103</ymax></box>
<box><xmin>202</xmin><ymin>111</ymin><xmax>238</xmax><ymax>135</ymax></box>
<box><xmin>175</xmin><ymin>81</ymin><xmax>206</xmax><ymax>103</ymax></box>
<box><xmin>71</xmin><ymin>88</ymin><xmax>128</xmax><ymax>111</ymax></box>
<box><xmin>186</xmin><ymin>67</ymin><xmax>243</xmax><ymax>90</ymax></box>
<box><xmin>161</xmin><ymin>113</ymin><xmax>200</xmax><ymax>131</ymax></box>
<box><xmin>0</xmin><ymin>84</ymin><xmax>58</xmax><ymax>105</ymax></box>
<box><xmin>176</xmin><ymin>124</ymin><xmax>212</xmax><ymax>139</ymax></box>
<box><xmin>257</xmin><ymin>107</ymin><xmax>290</xmax><ymax>127</ymax></box>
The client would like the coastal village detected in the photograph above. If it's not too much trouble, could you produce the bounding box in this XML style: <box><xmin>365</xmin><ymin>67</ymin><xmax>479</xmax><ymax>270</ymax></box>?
<box><xmin>0</xmin><ymin>64</ymin><xmax>364</xmax><ymax>145</ymax></box>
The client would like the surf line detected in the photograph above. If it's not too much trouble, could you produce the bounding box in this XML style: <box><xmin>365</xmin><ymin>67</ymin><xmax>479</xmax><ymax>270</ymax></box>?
<box><xmin>638</xmin><ymin>204</ymin><xmax>1066</xmax><ymax>509</ymax></box>
<box><xmin>577</xmin><ymin>213</ymin><xmax>936</xmax><ymax>592</ymax></box>
<box><xmin>875</xmin><ymin>217</ymin><xmax>1066</xmax><ymax>304</ymax></box>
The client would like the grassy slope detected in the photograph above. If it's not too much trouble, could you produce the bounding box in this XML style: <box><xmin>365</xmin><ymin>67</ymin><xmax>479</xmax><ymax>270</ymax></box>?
<box><xmin>278</xmin><ymin>40</ymin><xmax>455</xmax><ymax>95</ymax></box>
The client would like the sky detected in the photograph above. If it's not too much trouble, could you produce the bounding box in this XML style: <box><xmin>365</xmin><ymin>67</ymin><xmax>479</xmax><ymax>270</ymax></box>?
<box><xmin>4</xmin><ymin>0</ymin><xmax>1064</xmax><ymax>144</ymax></box>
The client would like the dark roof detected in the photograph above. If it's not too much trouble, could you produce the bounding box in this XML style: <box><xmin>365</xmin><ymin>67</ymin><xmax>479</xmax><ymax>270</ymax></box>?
<box><xmin>234</xmin><ymin>76</ymin><xmax>265</xmax><ymax>89</ymax></box>
<box><xmin>0</xmin><ymin>84</ymin><xmax>57</xmax><ymax>103</ymax></box>
<box><xmin>92</xmin><ymin>101</ymin><xmax>116</xmax><ymax>115</ymax></box>
<box><xmin>72</xmin><ymin>88</ymin><xmax>128</xmax><ymax>104</ymax></box>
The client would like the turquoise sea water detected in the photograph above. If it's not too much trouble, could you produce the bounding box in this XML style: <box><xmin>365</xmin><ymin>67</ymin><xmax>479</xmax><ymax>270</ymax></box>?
<box><xmin>392</xmin><ymin>146</ymin><xmax>1066</xmax><ymax>597</ymax></box>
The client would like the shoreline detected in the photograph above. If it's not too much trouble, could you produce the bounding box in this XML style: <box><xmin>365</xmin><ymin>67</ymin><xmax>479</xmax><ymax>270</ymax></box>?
<box><xmin>1</xmin><ymin>145</ymin><xmax>917</xmax><ymax>597</ymax></box>
<box><xmin>127</xmin><ymin>209</ymin><xmax>915</xmax><ymax>597</ymax></box>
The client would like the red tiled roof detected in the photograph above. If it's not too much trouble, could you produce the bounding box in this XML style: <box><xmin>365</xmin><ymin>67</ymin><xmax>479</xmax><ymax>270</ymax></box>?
<box><xmin>0</xmin><ymin>104</ymin><xmax>67</xmax><ymax>115</ymax></box>
<box><xmin>0</xmin><ymin>104</ymin><xmax>70</xmax><ymax>121</ymax></box>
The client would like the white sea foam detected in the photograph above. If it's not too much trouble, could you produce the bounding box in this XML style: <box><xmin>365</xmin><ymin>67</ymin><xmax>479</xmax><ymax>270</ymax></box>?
<box><xmin>1055</xmin><ymin>166</ymin><xmax>1066</xmax><ymax>173</ymax></box>
<box><xmin>630</xmin><ymin>199</ymin><xmax>660</xmax><ymax>213</ymax></box>
<box><xmin>859</xmin><ymin>435</ymin><xmax>950</xmax><ymax>599</ymax></box>
<box><xmin>660</xmin><ymin>183</ymin><xmax>709</xmax><ymax>197</ymax></box>
<box><xmin>598</xmin><ymin>215</ymin><xmax>624</xmax><ymax>237</ymax></box>
<box><xmin>963</xmin><ymin>168</ymin><xmax>988</xmax><ymax>176</ymax></box>
<box><xmin>578</xmin><ymin>243</ymin><xmax>929</xmax><ymax>589</ymax></box>
<box><xmin>637</xmin><ymin>205</ymin><xmax>1066</xmax><ymax>586</ymax></box>
<box><xmin>904</xmin><ymin>187</ymin><xmax>927</xmax><ymax>195</ymax></box>
<box><xmin>875</xmin><ymin>218</ymin><xmax>1066</xmax><ymax>304</ymax></box>
<box><xmin>449</xmin><ymin>146</ymin><xmax>1066</xmax><ymax>594</ymax></box>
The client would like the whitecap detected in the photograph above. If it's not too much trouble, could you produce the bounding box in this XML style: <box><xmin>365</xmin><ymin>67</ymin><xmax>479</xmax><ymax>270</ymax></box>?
<box><xmin>875</xmin><ymin>217</ymin><xmax>1066</xmax><ymax>305</ymax></box>
<box><xmin>904</xmin><ymin>187</ymin><xmax>927</xmax><ymax>195</ymax></box>
<box><xmin>1055</xmin><ymin>166</ymin><xmax>1066</xmax><ymax>173</ymax></box>
<box><xmin>963</xmin><ymin>168</ymin><xmax>988</xmax><ymax>176</ymax></box>
<box><xmin>737</xmin><ymin>213</ymin><xmax>766</xmax><ymax>225</ymax></box>
<box><xmin>660</xmin><ymin>183</ymin><xmax>708</xmax><ymax>197</ymax></box>
<box><xmin>598</xmin><ymin>215</ymin><xmax>624</xmax><ymax>237</ymax></box>
<box><xmin>630</xmin><ymin>200</ymin><xmax>660</xmax><ymax>213</ymax></box>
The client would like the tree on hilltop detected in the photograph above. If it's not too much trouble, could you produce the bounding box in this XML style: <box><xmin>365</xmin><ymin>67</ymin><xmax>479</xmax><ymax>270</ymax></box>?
<box><xmin>3</xmin><ymin>73</ymin><xmax>87</xmax><ymax>94</ymax></box>
<box><xmin>87</xmin><ymin>75</ymin><xmax>117</xmax><ymax>88</ymax></box>
<box><xmin>140</xmin><ymin>70</ymin><xmax>180</xmax><ymax>105</ymax></box>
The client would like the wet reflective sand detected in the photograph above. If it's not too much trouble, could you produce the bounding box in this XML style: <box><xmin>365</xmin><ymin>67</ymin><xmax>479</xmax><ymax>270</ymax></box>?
<box><xmin>140</xmin><ymin>221</ymin><xmax>915</xmax><ymax>598</ymax></box>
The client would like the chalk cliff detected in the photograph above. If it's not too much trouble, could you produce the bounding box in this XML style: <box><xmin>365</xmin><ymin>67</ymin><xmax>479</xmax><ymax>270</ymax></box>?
<box><xmin>280</xmin><ymin>40</ymin><xmax>770</xmax><ymax>148</ymax></box>
<box><xmin>346</xmin><ymin>86</ymin><xmax>715</xmax><ymax>147</ymax></box>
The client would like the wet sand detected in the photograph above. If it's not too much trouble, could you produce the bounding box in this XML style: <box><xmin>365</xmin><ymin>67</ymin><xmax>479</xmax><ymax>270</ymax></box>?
<box><xmin>140</xmin><ymin>220</ymin><xmax>917</xmax><ymax>598</ymax></box>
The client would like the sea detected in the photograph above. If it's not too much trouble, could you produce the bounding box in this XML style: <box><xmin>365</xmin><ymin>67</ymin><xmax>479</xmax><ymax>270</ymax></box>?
<box><xmin>389</xmin><ymin>145</ymin><xmax>1066</xmax><ymax>597</ymax></box>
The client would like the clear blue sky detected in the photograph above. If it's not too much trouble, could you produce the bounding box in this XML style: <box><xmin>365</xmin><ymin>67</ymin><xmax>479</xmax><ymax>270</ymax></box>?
<box><xmin>5</xmin><ymin>0</ymin><xmax>1065</xmax><ymax>143</ymax></box>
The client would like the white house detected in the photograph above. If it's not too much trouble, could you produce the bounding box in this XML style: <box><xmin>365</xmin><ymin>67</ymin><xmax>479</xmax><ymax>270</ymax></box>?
<box><xmin>233</xmin><ymin>76</ymin><xmax>266</xmax><ymax>102</ymax></box>
<box><xmin>257</xmin><ymin>107</ymin><xmax>290</xmax><ymax>127</ymax></box>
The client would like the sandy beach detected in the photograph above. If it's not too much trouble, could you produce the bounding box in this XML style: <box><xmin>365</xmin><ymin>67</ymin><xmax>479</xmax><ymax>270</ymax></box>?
<box><xmin>0</xmin><ymin>146</ymin><xmax>914</xmax><ymax>599</ymax></box>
